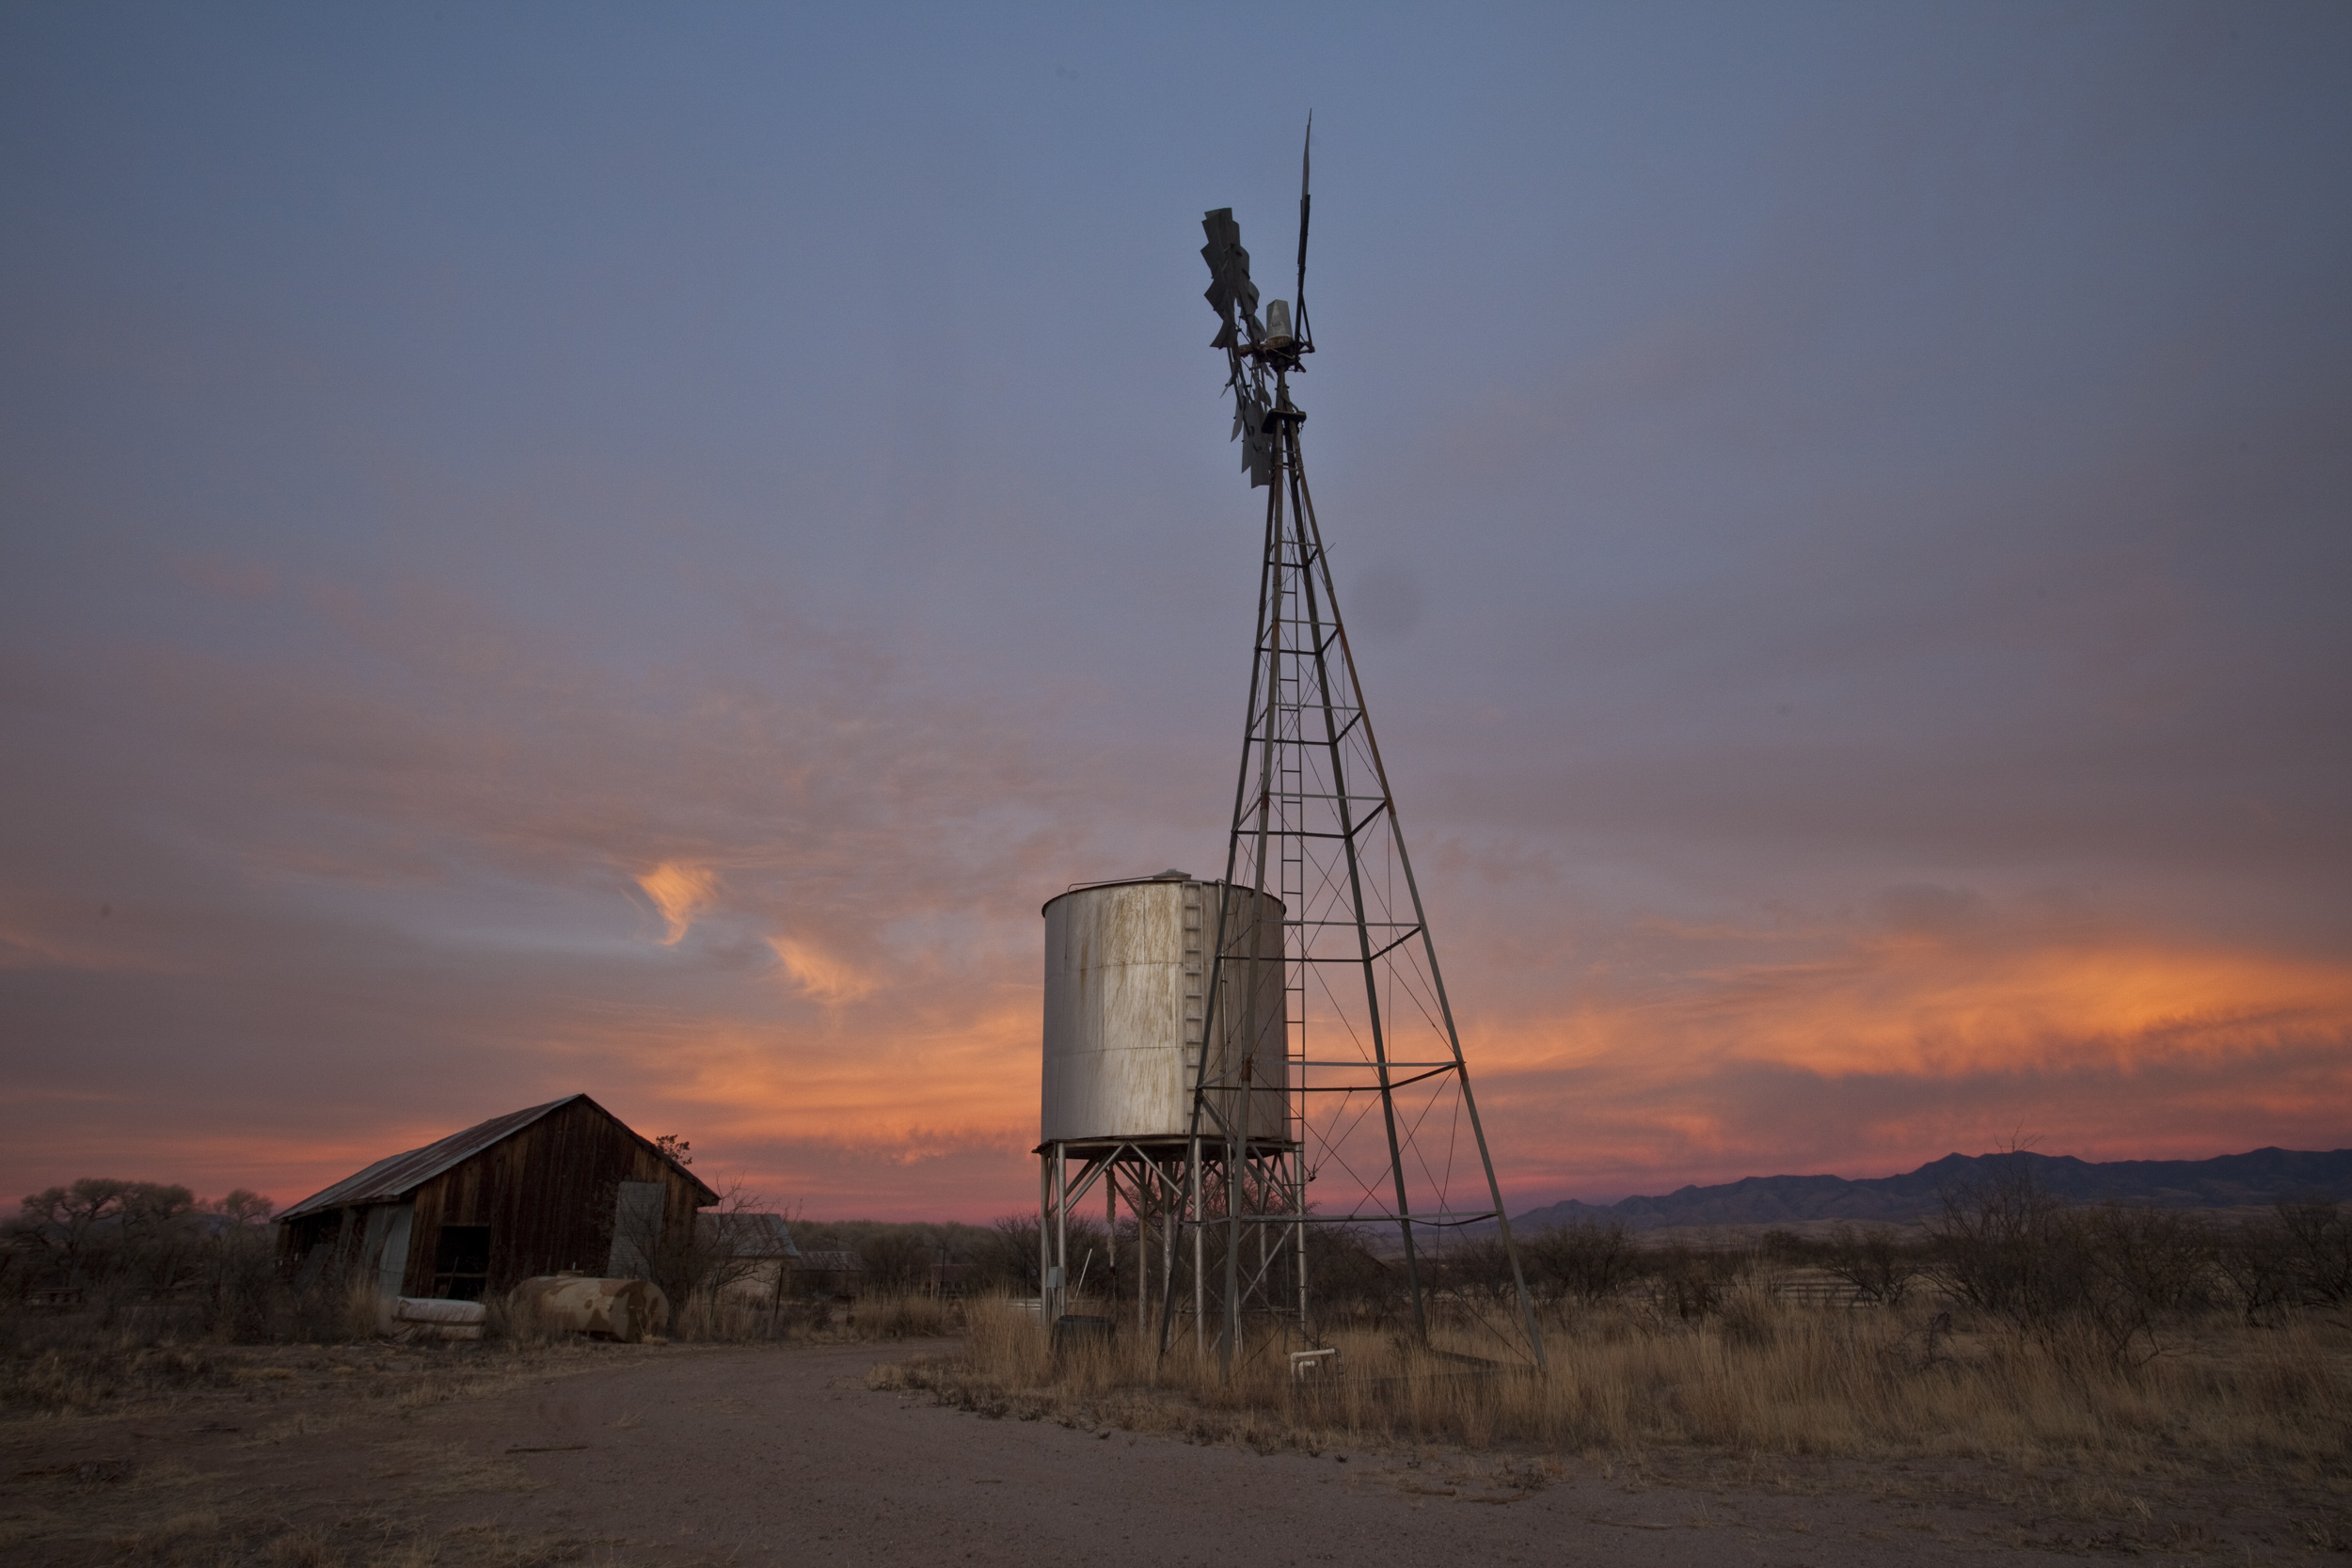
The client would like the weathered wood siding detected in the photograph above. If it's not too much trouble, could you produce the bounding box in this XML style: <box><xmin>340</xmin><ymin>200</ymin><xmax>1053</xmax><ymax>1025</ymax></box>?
<box><xmin>277</xmin><ymin>1210</ymin><xmax>346</xmax><ymax>1272</ymax></box>
<box><xmin>396</xmin><ymin>1099</ymin><xmax>708</xmax><ymax>1297</ymax></box>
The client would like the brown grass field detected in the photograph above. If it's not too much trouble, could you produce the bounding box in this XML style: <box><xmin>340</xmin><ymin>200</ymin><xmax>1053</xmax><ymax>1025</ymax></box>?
<box><xmin>887</xmin><ymin>1291</ymin><xmax>2352</xmax><ymax>1473</ymax></box>
<box><xmin>1</xmin><ymin>1291</ymin><xmax>2348</xmax><ymax>1564</ymax></box>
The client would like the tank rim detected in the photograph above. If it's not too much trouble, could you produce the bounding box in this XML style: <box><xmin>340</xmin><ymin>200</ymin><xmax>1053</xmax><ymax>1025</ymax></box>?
<box><xmin>1040</xmin><ymin>875</ymin><xmax>1288</xmax><ymax>920</ymax></box>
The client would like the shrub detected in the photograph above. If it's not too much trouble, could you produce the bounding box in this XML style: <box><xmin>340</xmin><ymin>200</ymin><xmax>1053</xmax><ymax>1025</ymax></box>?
<box><xmin>1823</xmin><ymin>1224</ymin><xmax>1919</xmax><ymax>1307</ymax></box>
<box><xmin>1522</xmin><ymin>1221</ymin><xmax>1636</xmax><ymax>1306</ymax></box>
<box><xmin>2276</xmin><ymin>1197</ymin><xmax>2352</xmax><ymax>1307</ymax></box>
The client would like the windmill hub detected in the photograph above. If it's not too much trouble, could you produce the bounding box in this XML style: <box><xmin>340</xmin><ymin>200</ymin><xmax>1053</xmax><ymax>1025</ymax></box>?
<box><xmin>1263</xmin><ymin>299</ymin><xmax>1295</xmax><ymax>350</ymax></box>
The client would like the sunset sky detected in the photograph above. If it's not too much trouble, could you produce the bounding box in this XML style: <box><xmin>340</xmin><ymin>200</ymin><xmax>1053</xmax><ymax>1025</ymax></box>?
<box><xmin>4</xmin><ymin>4</ymin><xmax>2347</xmax><ymax>1221</ymax></box>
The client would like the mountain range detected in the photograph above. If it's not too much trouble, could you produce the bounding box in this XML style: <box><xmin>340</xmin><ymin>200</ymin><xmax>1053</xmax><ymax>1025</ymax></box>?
<box><xmin>1507</xmin><ymin>1147</ymin><xmax>2352</xmax><ymax>1233</ymax></box>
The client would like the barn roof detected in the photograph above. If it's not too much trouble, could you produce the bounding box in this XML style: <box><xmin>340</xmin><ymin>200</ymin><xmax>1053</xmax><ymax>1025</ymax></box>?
<box><xmin>278</xmin><ymin>1094</ymin><xmax>717</xmax><ymax>1221</ymax></box>
<box><xmin>790</xmin><ymin>1250</ymin><xmax>866</xmax><ymax>1273</ymax></box>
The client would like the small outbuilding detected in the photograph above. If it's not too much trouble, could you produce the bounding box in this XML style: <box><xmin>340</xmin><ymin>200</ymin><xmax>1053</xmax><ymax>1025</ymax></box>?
<box><xmin>788</xmin><ymin>1249</ymin><xmax>867</xmax><ymax>1298</ymax></box>
<box><xmin>277</xmin><ymin>1094</ymin><xmax>718</xmax><ymax>1303</ymax></box>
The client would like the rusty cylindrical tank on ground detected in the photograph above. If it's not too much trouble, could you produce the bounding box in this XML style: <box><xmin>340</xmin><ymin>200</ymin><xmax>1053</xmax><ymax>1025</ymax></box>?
<box><xmin>508</xmin><ymin>1274</ymin><xmax>671</xmax><ymax>1343</ymax></box>
<box><xmin>1041</xmin><ymin>873</ymin><xmax>1287</xmax><ymax>1144</ymax></box>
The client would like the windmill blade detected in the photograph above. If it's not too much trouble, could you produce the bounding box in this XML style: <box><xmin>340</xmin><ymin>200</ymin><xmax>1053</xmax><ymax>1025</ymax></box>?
<box><xmin>1294</xmin><ymin>115</ymin><xmax>1313</xmax><ymax>351</ymax></box>
<box><xmin>1200</xmin><ymin>207</ymin><xmax>1262</xmax><ymax>348</ymax></box>
<box><xmin>1232</xmin><ymin>388</ymin><xmax>1274</xmax><ymax>488</ymax></box>
<box><xmin>1202</xmin><ymin>207</ymin><xmax>1273</xmax><ymax>488</ymax></box>
<box><xmin>1202</xmin><ymin>208</ymin><xmax>1239</xmax><ymax>344</ymax></box>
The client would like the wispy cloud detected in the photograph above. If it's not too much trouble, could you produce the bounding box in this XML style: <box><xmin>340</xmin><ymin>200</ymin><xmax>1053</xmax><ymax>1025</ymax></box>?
<box><xmin>766</xmin><ymin>935</ymin><xmax>877</xmax><ymax>1005</ymax></box>
<box><xmin>637</xmin><ymin>862</ymin><xmax>718</xmax><ymax>945</ymax></box>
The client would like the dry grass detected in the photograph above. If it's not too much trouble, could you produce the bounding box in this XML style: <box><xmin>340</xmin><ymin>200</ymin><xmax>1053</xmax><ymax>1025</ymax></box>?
<box><xmin>666</xmin><ymin>1289</ymin><xmax>963</xmax><ymax>1343</ymax></box>
<box><xmin>831</xmin><ymin>1292</ymin><xmax>960</xmax><ymax>1339</ymax></box>
<box><xmin>873</xmin><ymin>1294</ymin><xmax>2352</xmax><ymax>1476</ymax></box>
<box><xmin>0</xmin><ymin>1284</ymin><xmax>375</xmax><ymax>1415</ymax></box>
<box><xmin>612</xmin><ymin>1287</ymin><xmax>964</xmax><ymax>1345</ymax></box>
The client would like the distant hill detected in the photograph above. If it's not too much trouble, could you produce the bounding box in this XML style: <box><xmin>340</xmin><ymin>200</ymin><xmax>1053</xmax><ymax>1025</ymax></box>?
<box><xmin>1509</xmin><ymin>1147</ymin><xmax>2352</xmax><ymax>1234</ymax></box>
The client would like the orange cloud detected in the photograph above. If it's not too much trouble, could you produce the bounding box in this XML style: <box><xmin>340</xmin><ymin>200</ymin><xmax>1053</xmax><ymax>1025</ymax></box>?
<box><xmin>1531</xmin><ymin>932</ymin><xmax>2352</xmax><ymax>1082</ymax></box>
<box><xmin>656</xmin><ymin>995</ymin><xmax>1035</xmax><ymax>1144</ymax></box>
<box><xmin>1746</xmin><ymin>938</ymin><xmax>2352</xmax><ymax>1077</ymax></box>
<box><xmin>636</xmin><ymin>862</ymin><xmax>718</xmax><ymax>945</ymax></box>
<box><xmin>1444</xmin><ymin>919</ymin><xmax>2352</xmax><ymax>1201</ymax></box>
<box><xmin>766</xmin><ymin>935</ymin><xmax>879</xmax><ymax>1005</ymax></box>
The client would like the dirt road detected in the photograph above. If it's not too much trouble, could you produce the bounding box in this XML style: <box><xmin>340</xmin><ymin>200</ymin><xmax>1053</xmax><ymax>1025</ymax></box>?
<box><xmin>0</xmin><ymin>1339</ymin><xmax>2304</xmax><ymax>1564</ymax></box>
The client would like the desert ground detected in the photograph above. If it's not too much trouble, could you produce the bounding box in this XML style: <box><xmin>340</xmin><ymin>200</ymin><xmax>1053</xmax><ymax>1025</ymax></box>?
<box><xmin>4</xmin><ymin>1334</ymin><xmax>2344</xmax><ymax>1567</ymax></box>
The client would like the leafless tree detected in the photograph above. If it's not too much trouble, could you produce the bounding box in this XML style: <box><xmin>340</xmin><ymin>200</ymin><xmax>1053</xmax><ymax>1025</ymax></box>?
<box><xmin>1923</xmin><ymin>1156</ymin><xmax>2074</xmax><ymax>1323</ymax></box>
<box><xmin>1823</xmin><ymin>1224</ymin><xmax>1918</xmax><ymax>1307</ymax></box>
<box><xmin>2274</xmin><ymin>1196</ymin><xmax>2351</xmax><ymax>1308</ymax></box>
<box><xmin>604</xmin><ymin>1179</ymin><xmax>776</xmax><ymax>1307</ymax></box>
<box><xmin>11</xmin><ymin>1179</ymin><xmax>199</xmax><ymax>1288</ymax></box>
<box><xmin>1523</xmin><ymin>1221</ymin><xmax>1637</xmax><ymax>1306</ymax></box>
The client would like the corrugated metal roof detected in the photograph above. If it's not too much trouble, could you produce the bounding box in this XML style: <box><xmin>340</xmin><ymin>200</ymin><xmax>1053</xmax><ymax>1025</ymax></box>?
<box><xmin>278</xmin><ymin>1098</ymin><xmax>580</xmax><ymax>1220</ymax></box>
<box><xmin>278</xmin><ymin>1095</ymin><xmax>716</xmax><ymax>1221</ymax></box>
<box><xmin>790</xmin><ymin>1249</ymin><xmax>866</xmax><ymax>1273</ymax></box>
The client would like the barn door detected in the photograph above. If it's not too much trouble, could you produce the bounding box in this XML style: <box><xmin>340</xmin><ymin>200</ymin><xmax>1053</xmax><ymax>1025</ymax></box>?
<box><xmin>374</xmin><ymin>1206</ymin><xmax>414</xmax><ymax>1300</ymax></box>
<box><xmin>606</xmin><ymin>1181</ymin><xmax>665</xmax><ymax>1278</ymax></box>
<box><xmin>431</xmin><ymin>1223</ymin><xmax>492</xmax><ymax>1300</ymax></box>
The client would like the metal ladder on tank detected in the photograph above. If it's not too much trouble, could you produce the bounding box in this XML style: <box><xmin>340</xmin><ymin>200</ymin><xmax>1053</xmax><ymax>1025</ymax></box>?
<box><xmin>1180</xmin><ymin>882</ymin><xmax>1205</xmax><ymax>1351</ymax></box>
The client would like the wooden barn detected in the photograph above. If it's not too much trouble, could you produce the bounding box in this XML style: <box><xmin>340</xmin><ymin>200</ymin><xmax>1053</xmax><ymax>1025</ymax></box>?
<box><xmin>277</xmin><ymin>1094</ymin><xmax>717</xmax><ymax>1302</ymax></box>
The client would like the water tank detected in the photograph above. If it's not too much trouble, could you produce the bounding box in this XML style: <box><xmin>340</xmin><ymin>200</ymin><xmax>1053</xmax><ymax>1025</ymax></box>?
<box><xmin>1041</xmin><ymin>873</ymin><xmax>1287</xmax><ymax>1144</ymax></box>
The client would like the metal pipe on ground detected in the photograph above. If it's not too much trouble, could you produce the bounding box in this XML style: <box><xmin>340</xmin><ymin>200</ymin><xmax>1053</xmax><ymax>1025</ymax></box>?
<box><xmin>382</xmin><ymin>1296</ymin><xmax>486</xmax><ymax>1342</ymax></box>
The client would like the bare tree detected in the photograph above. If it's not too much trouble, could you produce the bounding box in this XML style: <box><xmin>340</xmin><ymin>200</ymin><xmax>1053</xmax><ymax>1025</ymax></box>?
<box><xmin>986</xmin><ymin>1214</ymin><xmax>1041</xmax><ymax>1294</ymax></box>
<box><xmin>2274</xmin><ymin>1196</ymin><xmax>2351</xmax><ymax>1307</ymax></box>
<box><xmin>12</xmin><ymin>1179</ymin><xmax>199</xmax><ymax>1287</ymax></box>
<box><xmin>602</xmin><ymin>1179</ymin><xmax>777</xmax><ymax>1308</ymax></box>
<box><xmin>1823</xmin><ymin>1224</ymin><xmax>1918</xmax><ymax>1307</ymax></box>
<box><xmin>212</xmin><ymin>1189</ymin><xmax>275</xmax><ymax>1227</ymax></box>
<box><xmin>1523</xmin><ymin>1221</ymin><xmax>1637</xmax><ymax>1306</ymax></box>
<box><xmin>1924</xmin><ymin>1156</ymin><xmax>2074</xmax><ymax>1323</ymax></box>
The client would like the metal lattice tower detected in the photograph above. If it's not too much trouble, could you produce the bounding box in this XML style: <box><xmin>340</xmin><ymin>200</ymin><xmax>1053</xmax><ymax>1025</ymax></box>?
<box><xmin>1164</xmin><ymin>131</ymin><xmax>1547</xmax><ymax>1376</ymax></box>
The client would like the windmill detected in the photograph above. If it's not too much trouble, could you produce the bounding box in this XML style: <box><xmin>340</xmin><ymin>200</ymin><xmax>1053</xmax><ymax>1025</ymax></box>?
<box><xmin>1172</xmin><ymin>125</ymin><xmax>1548</xmax><ymax>1373</ymax></box>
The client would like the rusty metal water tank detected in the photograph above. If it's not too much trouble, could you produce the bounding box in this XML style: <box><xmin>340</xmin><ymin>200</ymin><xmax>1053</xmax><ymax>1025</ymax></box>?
<box><xmin>508</xmin><ymin>1274</ymin><xmax>671</xmax><ymax>1343</ymax></box>
<box><xmin>1041</xmin><ymin>872</ymin><xmax>1287</xmax><ymax>1144</ymax></box>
